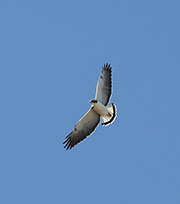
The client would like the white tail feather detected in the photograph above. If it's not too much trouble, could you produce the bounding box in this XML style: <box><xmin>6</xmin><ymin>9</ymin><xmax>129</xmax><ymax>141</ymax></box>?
<box><xmin>101</xmin><ymin>103</ymin><xmax>117</xmax><ymax>126</ymax></box>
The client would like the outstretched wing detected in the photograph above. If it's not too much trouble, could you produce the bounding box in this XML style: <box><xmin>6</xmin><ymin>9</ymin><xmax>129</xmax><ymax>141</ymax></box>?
<box><xmin>95</xmin><ymin>63</ymin><xmax>112</xmax><ymax>106</ymax></box>
<box><xmin>63</xmin><ymin>108</ymin><xmax>100</xmax><ymax>150</ymax></box>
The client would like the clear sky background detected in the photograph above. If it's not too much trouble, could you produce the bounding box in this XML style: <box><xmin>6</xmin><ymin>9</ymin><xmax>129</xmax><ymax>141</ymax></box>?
<box><xmin>0</xmin><ymin>0</ymin><xmax>180</xmax><ymax>203</ymax></box>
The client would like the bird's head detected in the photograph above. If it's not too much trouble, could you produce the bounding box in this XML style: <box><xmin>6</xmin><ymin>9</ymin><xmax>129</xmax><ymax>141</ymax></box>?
<box><xmin>89</xmin><ymin>99</ymin><xmax>98</xmax><ymax>105</ymax></box>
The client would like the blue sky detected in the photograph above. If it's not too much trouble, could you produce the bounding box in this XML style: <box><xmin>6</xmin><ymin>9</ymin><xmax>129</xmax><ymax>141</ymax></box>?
<box><xmin>0</xmin><ymin>0</ymin><xmax>180</xmax><ymax>203</ymax></box>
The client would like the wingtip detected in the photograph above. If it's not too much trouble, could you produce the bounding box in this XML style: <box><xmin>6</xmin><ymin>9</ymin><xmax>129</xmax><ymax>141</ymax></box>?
<box><xmin>102</xmin><ymin>63</ymin><xmax>112</xmax><ymax>71</ymax></box>
<box><xmin>63</xmin><ymin>133</ymin><xmax>72</xmax><ymax>150</ymax></box>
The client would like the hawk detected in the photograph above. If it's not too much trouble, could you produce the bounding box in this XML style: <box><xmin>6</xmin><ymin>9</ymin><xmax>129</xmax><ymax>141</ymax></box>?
<box><xmin>63</xmin><ymin>63</ymin><xmax>117</xmax><ymax>150</ymax></box>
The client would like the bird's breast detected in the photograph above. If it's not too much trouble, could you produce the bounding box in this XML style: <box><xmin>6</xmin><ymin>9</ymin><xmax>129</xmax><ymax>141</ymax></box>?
<box><xmin>92</xmin><ymin>102</ymin><xmax>108</xmax><ymax>116</ymax></box>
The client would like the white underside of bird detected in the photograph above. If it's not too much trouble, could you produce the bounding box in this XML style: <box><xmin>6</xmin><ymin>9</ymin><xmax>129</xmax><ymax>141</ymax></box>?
<box><xmin>90</xmin><ymin>100</ymin><xmax>116</xmax><ymax>126</ymax></box>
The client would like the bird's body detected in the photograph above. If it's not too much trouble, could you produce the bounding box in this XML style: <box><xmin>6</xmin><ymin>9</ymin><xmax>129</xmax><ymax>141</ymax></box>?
<box><xmin>90</xmin><ymin>100</ymin><xmax>116</xmax><ymax>126</ymax></box>
<box><xmin>63</xmin><ymin>63</ymin><xmax>117</xmax><ymax>150</ymax></box>
<box><xmin>91</xmin><ymin>100</ymin><xmax>109</xmax><ymax>117</ymax></box>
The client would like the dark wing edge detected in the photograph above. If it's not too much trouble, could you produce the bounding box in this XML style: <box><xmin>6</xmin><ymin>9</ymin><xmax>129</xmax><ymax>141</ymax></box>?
<box><xmin>95</xmin><ymin>63</ymin><xmax>112</xmax><ymax>106</ymax></box>
<box><xmin>63</xmin><ymin>109</ymin><xmax>100</xmax><ymax>150</ymax></box>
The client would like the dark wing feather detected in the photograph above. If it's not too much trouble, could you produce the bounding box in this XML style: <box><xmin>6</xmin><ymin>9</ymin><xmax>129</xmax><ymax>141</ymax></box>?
<box><xmin>63</xmin><ymin>108</ymin><xmax>100</xmax><ymax>150</ymax></box>
<box><xmin>95</xmin><ymin>63</ymin><xmax>112</xmax><ymax>106</ymax></box>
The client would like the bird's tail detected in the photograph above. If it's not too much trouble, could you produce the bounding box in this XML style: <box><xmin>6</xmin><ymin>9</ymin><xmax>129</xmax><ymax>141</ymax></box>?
<box><xmin>101</xmin><ymin>103</ymin><xmax>117</xmax><ymax>126</ymax></box>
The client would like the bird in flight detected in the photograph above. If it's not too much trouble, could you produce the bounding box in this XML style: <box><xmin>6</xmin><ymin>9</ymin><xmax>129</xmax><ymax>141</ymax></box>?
<box><xmin>63</xmin><ymin>63</ymin><xmax>117</xmax><ymax>150</ymax></box>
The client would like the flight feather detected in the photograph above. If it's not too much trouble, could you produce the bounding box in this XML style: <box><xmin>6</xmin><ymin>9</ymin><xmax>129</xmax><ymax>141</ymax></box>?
<box><xmin>63</xmin><ymin>109</ymin><xmax>100</xmax><ymax>150</ymax></box>
<box><xmin>95</xmin><ymin>63</ymin><xmax>112</xmax><ymax>106</ymax></box>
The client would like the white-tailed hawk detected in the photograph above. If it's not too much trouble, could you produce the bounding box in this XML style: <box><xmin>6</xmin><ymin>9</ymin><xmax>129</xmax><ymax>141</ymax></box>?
<box><xmin>63</xmin><ymin>63</ymin><xmax>117</xmax><ymax>150</ymax></box>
